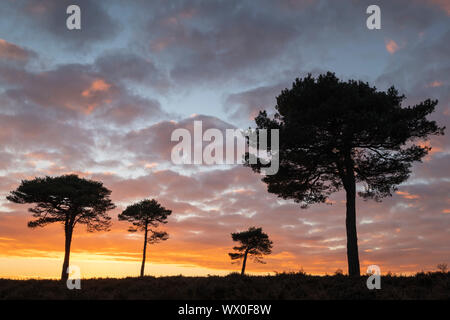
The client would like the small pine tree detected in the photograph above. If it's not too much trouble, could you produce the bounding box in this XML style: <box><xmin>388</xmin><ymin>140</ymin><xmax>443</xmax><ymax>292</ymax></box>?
<box><xmin>118</xmin><ymin>199</ymin><xmax>171</xmax><ymax>277</ymax></box>
<box><xmin>228</xmin><ymin>227</ymin><xmax>273</xmax><ymax>275</ymax></box>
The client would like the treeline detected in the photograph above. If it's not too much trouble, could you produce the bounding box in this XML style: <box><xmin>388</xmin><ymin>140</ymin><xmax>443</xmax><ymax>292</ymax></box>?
<box><xmin>7</xmin><ymin>174</ymin><xmax>273</xmax><ymax>280</ymax></box>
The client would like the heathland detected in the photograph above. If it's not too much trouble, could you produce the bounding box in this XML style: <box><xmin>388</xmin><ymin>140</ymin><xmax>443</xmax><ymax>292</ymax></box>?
<box><xmin>1</xmin><ymin>272</ymin><xmax>449</xmax><ymax>300</ymax></box>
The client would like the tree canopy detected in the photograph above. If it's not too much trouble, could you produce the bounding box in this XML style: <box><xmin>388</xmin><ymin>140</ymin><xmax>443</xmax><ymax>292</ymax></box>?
<box><xmin>118</xmin><ymin>199</ymin><xmax>171</xmax><ymax>239</ymax></box>
<box><xmin>7</xmin><ymin>174</ymin><xmax>115</xmax><ymax>231</ymax></box>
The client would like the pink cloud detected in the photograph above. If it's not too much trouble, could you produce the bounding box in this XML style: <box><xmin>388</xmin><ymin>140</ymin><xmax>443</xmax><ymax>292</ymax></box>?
<box><xmin>396</xmin><ymin>191</ymin><xmax>420</xmax><ymax>200</ymax></box>
<box><xmin>385</xmin><ymin>39</ymin><xmax>401</xmax><ymax>54</ymax></box>
<box><xmin>81</xmin><ymin>78</ymin><xmax>111</xmax><ymax>97</ymax></box>
<box><xmin>0</xmin><ymin>39</ymin><xmax>32</xmax><ymax>61</ymax></box>
<box><xmin>426</xmin><ymin>80</ymin><xmax>443</xmax><ymax>87</ymax></box>
<box><xmin>427</xmin><ymin>0</ymin><xmax>450</xmax><ymax>15</ymax></box>
<box><xmin>150</xmin><ymin>37</ymin><xmax>173</xmax><ymax>52</ymax></box>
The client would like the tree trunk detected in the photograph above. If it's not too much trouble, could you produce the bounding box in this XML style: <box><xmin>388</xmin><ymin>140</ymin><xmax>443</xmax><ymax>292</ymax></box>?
<box><xmin>140</xmin><ymin>227</ymin><xmax>148</xmax><ymax>277</ymax></box>
<box><xmin>61</xmin><ymin>226</ymin><xmax>73</xmax><ymax>282</ymax></box>
<box><xmin>241</xmin><ymin>249</ymin><xmax>249</xmax><ymax>275</ymax></box>
<box><xmin>343</xmin><ymin>158</ymin><xmax>360</xmax><ymax>276</ymax></box>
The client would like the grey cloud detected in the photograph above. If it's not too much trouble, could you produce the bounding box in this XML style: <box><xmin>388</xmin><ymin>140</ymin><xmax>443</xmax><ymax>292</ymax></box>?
<box><xmin>21</xmin><ymin>0</ymin><xmax>119</xmax><ymax>49</ymax></box>
<box><xmin>121</xmin><ymin>114</ymin><xmax>237</xmax><ymax>164</ymax></box>
<box><xmin>224</xmin><ymin>83</ymin><xmax>287</xmax><ymax>123</ymax></box>
<box><xmin>0</xmin><ymin>58</ymin><xmax>168</xmax><ymax>126</ymax></box>
<box><xmin>95</xmin><ymin>51</ymin><xmax>170</xmax><ymax>90</ymax></box>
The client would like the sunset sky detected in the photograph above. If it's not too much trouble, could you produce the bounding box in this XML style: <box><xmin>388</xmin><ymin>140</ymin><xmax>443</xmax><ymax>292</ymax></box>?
<box><xmin>0</xmin><ymin>0</ymin><xmax>449</xmax><ymax>279</ymax></box>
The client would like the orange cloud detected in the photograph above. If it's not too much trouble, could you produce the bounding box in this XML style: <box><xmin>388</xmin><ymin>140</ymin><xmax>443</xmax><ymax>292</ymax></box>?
<box><xmin>426</xmin><ymin>80</ymin><xmax>443</xmax><ymax>88</ymax></box>
<box><xmin>82</xmin><ymin>79</ymin><xmax>111</xmax><ymax>97</ymax></box>
<box><xmin>144</xmin><ymin>162</ymin><xmax>159</xmax><ymax>169</ymax></box>
<box><xmin>385</xmin><ymin>39</ymin><xmax>401</xmax><ymax>54</ymax></box>
<box><xmin>418</xmin><ymin>140</ymin><xmax>443</xmax><ymax>161</ymax></box>
<box><xmin>0</xmin><ymin>39</ymin><xmax>31</xmax><ymax>61</ymax></box>
<box><xmin>396</xmin><ymin>191</ymin><xmax>420</xmax><ymax>200</ymax></box>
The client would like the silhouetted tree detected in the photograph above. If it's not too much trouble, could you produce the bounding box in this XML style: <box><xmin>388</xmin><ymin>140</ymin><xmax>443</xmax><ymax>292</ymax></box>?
<box><xmin>118</xmin><ymin>199</ymin><xmax>171</xmax><ymax>277</ymax></box>
<box><xmin>228</xmin><ymin>227</ymin><xmax>273</xmax><ymax>275</ymax></box>
<box><xmin>437</xmin><ymin>263</ymin><xmax>448</xmax><ymax>273</ymax></box>
<box><xmin>246</xmin><ymin>72</ymin><xmax>445</xmax><ymax>276</ymax></box>
<box><xmin>7</xmin><ymin>175</ymin><xmax>115</xmax><ymax>282</ymax></box>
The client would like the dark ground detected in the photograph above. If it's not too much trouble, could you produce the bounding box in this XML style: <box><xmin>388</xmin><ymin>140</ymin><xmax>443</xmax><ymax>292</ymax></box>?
<box><xmin>0</xmin><ymin>272</ymin><xmax>449</xmax><ymax>300</ymax></box>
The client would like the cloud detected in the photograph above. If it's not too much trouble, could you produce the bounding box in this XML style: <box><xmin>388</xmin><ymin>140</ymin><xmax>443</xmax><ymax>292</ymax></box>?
<box><xmin>385</xmin><ymin>39</ymin><xmax>401</xmax><ymax>54</ymax></box>
<box><xmin>140</xmin><ymin>0</ymin><xmax>303</xmax><ymax>85</ymax></box>
<box><xmin>426</xmin><ymin>80</ymin><xmax>444</xmax><ymax>88</ymax></box>
<box><xmin>95</xmin><ymin>51</ymin><xmax>170</xmax><ymax>90</ymax></box>
<box><xmin>0</xmin><ymin>112</ymin><xmax>95</xmax><ymax>172</ymax></box>
<box><xmin>81</xmin><ymin>79</ymin><xmax>111</xmax><ymax>98</ymax></box>
<box><xmin>121</xmin><ymin>114</ymin><xmax>237</xmax><ymax>165</ymax></box>
<box><xmin>0</xmin><ymin>57</ymin><xmax>168</xmax><ymax>126</ymax></box>
<box><xmin>0</xmin><ymin>63</ymin><xmax>114</xmax><ymax>116</ymax></box>
<box><xmin>426</xmin><ymin>0</ymin><xmax>450</xmax><ymax>15</ymax></box>
<box><xmin>225</xmin><ymin>84</ymin><xmax>284</xmax><ymax>122</ymax></box>
<box><xmin>0</xmin><ymin>39</ymin><xmax>35</xmax><ymax>62</ymax></box>
<box><xmin>127</xmin><ymin>0</ymin><xmax>448</xmax><ymax>89</ymax></box>
<box><xmin>376</xmin><ymin>30</ymin><xmax>450</xmax><ymax>157</ymax></box>
<box><xmin>21</xmin><ymin>0</ymin><xmax>119</xmax><ymax>49</ymax></box>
